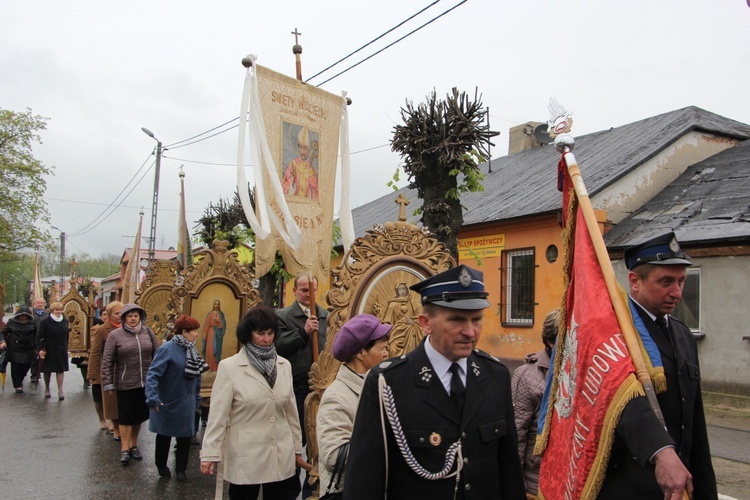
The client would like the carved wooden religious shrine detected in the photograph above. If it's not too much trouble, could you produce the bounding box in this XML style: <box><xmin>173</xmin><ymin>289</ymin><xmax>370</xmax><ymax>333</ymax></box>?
<box><xmin>304</xmin><ymin>195</ymin><xmax>455</xmax><ymax>495</ymax></box>
<box><xmin>136</xmin><ymin>239</ymin><xmax>261</xmax><ymax>399</ymax></box>
<box><xmin>59</xmin><ymin>272</ymin><xmax>92</xmax><ymax>357</ymax></box>
<box><xmin>135</xmin><ymin>259</ymin><xmax>181</xmax><ymax>342</ymax></box>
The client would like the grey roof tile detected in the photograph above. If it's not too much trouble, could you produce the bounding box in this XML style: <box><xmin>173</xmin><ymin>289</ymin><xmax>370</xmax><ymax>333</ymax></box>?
<box><xmin>604</xmin><ymin>139</ymin><xmax>750</xmax><ymax>249</ymax></box>
<box><xmin>349</xmin><ymin>106</ymin><xmax>750</xmax><ymax>241</ymax></box>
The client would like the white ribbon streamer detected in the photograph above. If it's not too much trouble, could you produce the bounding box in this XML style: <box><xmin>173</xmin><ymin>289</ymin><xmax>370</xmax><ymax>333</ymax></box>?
<box><xmin>237</xmin><ymin>54</ymin><xmax>302</xmax><ymax>250</ymax></box>
<box><xmin>338</xmin><ymin>91</ymin><xmax>355</xmax><ymax>253</ymax></box>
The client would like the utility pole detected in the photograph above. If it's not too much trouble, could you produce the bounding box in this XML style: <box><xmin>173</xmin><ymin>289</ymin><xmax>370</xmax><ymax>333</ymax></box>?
<box><xmin>51</xmin><ymin>226</ymin><xmax>65</xmax><ymax>296</ymax></box>
<box><xmin>60</xmin><ymin>232</ymin><xmax>65</xmax><ymax>292</ymax></box>
<box><xmin>141</xmin><ymin>127</ymin><xmax>162</xmax><ymax>262</ymax></box>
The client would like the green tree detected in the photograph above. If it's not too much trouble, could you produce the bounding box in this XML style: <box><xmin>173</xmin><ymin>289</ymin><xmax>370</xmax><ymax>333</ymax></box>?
<box><xmin>391</xmin><ymin>88</ymin><xmax>497</xmax><ymax>260</ymax></box>
<box><xmin>195</xmin><ymin>189</ymin><xmax>289</xmax><ymax>307</ymax></box>
<box><xmin>0</xmin><ymin>108</ymin><xmax>53</xmax><ymax>258</ymax></box>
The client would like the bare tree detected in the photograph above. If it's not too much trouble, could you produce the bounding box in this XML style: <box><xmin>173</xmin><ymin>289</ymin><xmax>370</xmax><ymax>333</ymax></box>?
<box><xmin>391</xmin><ymin>88</ymin><xmax>497</xmax><ymax>259</ymax></box>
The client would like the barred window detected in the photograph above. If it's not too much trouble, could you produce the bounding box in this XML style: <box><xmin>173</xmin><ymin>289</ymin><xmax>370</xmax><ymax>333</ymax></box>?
<box><xmin>504</xmin><ymin>248</ymin><xmax>535</xmax><ymax>325</ymax></box>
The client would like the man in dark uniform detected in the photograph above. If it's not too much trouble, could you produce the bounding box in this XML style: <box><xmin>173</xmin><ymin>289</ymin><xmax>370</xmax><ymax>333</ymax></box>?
<box><xmin>275</xmin><ymin>273</ymin><xmax>328</xmax><ymax>499</ymax></box>
<box><xmin>344</xmin><ymin>265</ymin><xmax>525</xmax><ymax>500</ymax></box>
<box><xmin>599</xmin><ymin>233</ymin><xmax>716</xmax><ymax>499</ymax></box>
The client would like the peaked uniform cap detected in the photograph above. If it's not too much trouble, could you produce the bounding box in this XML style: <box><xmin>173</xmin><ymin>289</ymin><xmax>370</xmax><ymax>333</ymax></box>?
<box><xmin>410</xmin><ymin>265</ymin><xmax>490</xmax><ymax>310</ymax></box>
<box><xmin>624</xmin><ymin>232</ymin><xmax>692</xmax><ymax>270</ymax></box>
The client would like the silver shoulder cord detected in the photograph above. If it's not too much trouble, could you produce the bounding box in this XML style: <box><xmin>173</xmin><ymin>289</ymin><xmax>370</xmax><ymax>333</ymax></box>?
<box><xmin>378</xmin><ymin>373</ymin><xmax>463</xmax><ymax>499</ymax></box>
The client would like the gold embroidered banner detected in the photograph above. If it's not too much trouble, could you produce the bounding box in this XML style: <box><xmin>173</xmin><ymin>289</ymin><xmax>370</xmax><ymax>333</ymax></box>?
<box><xmin>254</xmin><ymin>65</ymin><xmax>343</xmax><ymax>279</ymax></box>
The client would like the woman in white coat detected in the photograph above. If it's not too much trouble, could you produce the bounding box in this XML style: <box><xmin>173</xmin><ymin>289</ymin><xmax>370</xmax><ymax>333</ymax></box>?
<box><xmin>200</xmin><ymin>305</ymin><xmax>303</xmax><ymax>500</ymax></box>
<box><xmin>316</xmin><ymin>314</ymin><xmax>391</xmax><ymax>496</ymax></box>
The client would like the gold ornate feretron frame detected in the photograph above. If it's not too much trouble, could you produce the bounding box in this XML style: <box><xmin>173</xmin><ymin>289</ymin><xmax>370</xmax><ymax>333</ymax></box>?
<box><xmin>60</xmin><ymin>278</ymin><xmax>92</xmax><ymax>356</ymax></box>
<box><xmin>136</xmin><ymin>240</ymin><xmax>261</xmax><ymax>399</ymax></box>
<box><xmin>304</xmin><ymin>198</ymin><xmax>455</xmax><ymax>492</ymax></box>
<box><xmin>136</xmin><ymin>259</ymin><xmax>180</xmax><ymax>342</ymax></box>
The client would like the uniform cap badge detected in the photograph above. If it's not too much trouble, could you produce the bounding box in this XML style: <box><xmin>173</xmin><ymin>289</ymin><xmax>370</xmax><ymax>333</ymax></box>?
<box><xmin>458</xmin><ymin>268</ymin><xmax>473</xmax><ymax>288</ymax></box>
<box><xmin>669</xmin><ymin>236</ymin><xmax>680</xmax><ymax>253</ymax></box>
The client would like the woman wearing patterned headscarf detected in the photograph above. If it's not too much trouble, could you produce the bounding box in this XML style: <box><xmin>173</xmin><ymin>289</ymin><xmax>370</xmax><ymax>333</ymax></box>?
<box><xmin>145</xmin><ymin>315</ymin><xmax>208</xmax><ymax>482</ymax></box>
<box><xmin>200</xmin><ymin>305</ymin><xmax>302</xmax><ymax>500</ymax></box>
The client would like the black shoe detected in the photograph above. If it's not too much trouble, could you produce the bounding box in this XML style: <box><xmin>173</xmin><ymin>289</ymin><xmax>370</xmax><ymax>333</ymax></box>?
<box><xmin>158</xmin><ymin>466</ymin><xmax>171</xmax><ymax>478</ymax></box>
<box><xmin>129</xmin><ymin>446</ymin><xmax>142</xmax><ymax>460</ymax></box>
<box><xmin>176</xmin><ymin>471</ymin><xmax>187</xmax><ymax>483</ymax></box>
<box><xmin>120</xmin><ymin>451</ymin><xmax>131</xmax><ymax>466</ymax></box>
<box><xmin>191</xmin><ymin>436</ymin><xmax>200</xmax><ymax>446</ymax></box>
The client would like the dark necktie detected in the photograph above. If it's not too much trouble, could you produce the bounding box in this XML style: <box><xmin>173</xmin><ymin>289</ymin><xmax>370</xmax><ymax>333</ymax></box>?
<box><xmin>655</xmin><ymin>316</ymin><xmax>675</xmax><ymax>357</ymax></box>
<box><xmin>449</xmin><ymin>363</ymin><xmax>465</xmax><ymax>415</ymax></box>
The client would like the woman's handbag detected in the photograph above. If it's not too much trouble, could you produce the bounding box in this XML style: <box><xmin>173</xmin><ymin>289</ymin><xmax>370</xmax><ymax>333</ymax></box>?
<box><xmin>319</xmin><ymin>442</ymin><xmax>350</xmax><ymax>500</ymax></box>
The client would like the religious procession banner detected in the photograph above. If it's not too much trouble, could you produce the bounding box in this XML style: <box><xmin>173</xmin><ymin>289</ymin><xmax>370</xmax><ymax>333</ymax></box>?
<box><xmin>534</xmin><ymin>155</ymin><xmax>644</xmax><ymax>499</ymax></box>
<box><xmin>249</xmin><ymin>64</ymin><xmax>344</xmax><ymax>279</ymax></box>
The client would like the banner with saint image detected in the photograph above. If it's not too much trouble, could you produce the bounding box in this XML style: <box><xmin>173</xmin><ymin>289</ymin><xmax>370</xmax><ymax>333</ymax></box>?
<box><xmin>253</xmin><ymin>65</ymin><xmax>343</xmax><ymax>279</ymax></box>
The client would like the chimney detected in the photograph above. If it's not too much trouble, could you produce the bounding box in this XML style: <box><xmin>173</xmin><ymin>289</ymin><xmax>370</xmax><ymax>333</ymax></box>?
<box><xmin>508</xmin><ymin>121</ymin><xmax>547</xmax><ymax>154</ymax></box>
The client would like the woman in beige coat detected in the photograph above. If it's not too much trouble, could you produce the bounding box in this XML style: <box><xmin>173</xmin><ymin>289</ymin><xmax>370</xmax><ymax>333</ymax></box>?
<box><xmin>200</xmin><ymin>306</ymin><xmax>303</xmax><ymax>500</ymax></box>
<box><xmin>316</xmin><ymin>314</ymin><xmax>391</xmax><ymax>496</ymax></box>
<box><xmin>88</xmin><ymin>301</ymin><xmax>123</xmax><ymax>440</ymax></box>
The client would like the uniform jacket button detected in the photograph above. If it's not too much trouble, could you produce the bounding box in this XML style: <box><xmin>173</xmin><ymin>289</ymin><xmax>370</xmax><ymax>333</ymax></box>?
<box><xmin>464</xmin><ymin>484</ymin><xmax>471</xmax><ymax>492</ymax></box>
<box><xmin>461</xmin><ymin>432</ymin><xmax>466</xmax><ymax>439</ymax></box>
<box><xmin>463</xmin><ymin>457</ymin><xmax>469</xmax><ymax>464</ymax></box>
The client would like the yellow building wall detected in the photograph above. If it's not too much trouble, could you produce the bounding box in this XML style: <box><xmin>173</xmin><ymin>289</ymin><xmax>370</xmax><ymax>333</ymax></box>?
<box><xmin>458</xmin><ymin>209</ymin><xmax>607</xmax><ymax>362</ymax></box>
<box><xmin>459</xmin><ymin>214</ymin><xmax>565</xmax><ymax>361</ymax></box>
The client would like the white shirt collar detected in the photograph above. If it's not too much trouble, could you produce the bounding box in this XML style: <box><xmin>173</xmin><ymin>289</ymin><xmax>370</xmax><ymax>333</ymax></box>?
<box><xmin>630</xmin><ymin>296</ymin><xmax>668</xmax><ymax>325</ymax></box>
<box><xmin>424</xmin><ymin>335</ymin><xmax>468</xmax><ymax>390</ymax></box>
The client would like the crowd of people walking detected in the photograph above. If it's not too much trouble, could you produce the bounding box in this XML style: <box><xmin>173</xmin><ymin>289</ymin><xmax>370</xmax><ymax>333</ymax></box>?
<box><xmin>0</xmin><ymin>234</ymin><xmax>718</xmax><ymax>499</ymax></box>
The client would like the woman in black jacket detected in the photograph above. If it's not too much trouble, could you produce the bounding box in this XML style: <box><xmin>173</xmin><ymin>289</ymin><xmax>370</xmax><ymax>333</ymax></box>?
<box><xmin>37</xmin><ymin>301</ymin><xmax>70</xmax><ymax>400</ymax></box>
<box><xmin>0</xmin><ymin>306</ymin><xmax>38</xmax><ymax>393</ymax></box>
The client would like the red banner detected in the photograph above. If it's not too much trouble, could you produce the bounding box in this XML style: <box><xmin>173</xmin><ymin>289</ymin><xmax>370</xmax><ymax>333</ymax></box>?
<box><xmin>535</xmin><ymin>164</ymin><xmax>642</xmax><ymax>499</ymax></box>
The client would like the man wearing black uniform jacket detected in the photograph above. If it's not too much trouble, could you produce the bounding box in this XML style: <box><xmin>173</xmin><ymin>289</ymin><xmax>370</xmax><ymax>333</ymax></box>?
<box><xmin>599</xmin><ymin>232</ymin><xmax>716</xmax><ymax>499</ymax></box>
<box><xmin>344</xmin><ymin>265</ymin><xmax>525</xmax><ymax>500</ymax></box>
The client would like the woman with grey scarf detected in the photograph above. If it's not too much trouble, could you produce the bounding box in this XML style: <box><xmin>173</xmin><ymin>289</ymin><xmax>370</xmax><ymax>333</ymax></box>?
<box><xmin>200</xmin><ymin>306</ymin><xmax>303</xmax><ymax>500</ymax></box>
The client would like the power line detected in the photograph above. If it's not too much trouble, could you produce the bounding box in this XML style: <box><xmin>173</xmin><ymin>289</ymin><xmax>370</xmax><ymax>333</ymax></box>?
<box><xmin>165</xmin><ymin>117</ymin><xmax>240</xmax><ymax>148</ymax></box>
<box><xmin>163</xmin><ymin>143</ymin><xmax>391</xmax><ymax>167</ymax></box>
<box><xmin>153</xmin><ymin>3</ymin><xmax>467</xmax><ymax>155</ymax></box>
<box><xmin>315</xmin><ymin>0</ymin><xmax>469</xmax><ymax>86</ymax></box>
<box><xmin>46</xmin><ymin>197</ymin><xmax>203</xmax><ymax>214</ymax></box>
<box><xmin>69</xmin><ymin>159</ymin><xmax>155</xmax><ymax>237</ymax></box>
<box><xmin>166</xmin><ymin>123</ymin><xmax>240</xmax><ymax>150</ymax></box>
<box><xmin>305</xmin><ymin>0</ymin><xmax>442</xmax><ymax>83</ymax></box>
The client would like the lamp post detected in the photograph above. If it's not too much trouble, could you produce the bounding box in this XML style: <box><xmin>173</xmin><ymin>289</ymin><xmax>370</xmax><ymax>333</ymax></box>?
<box><xmin>141</xmin><ymin>127</ymin><xmax>162</xmax><ymax>262</ymax></box>
<box><xmin>50</xmin><ymin>226</ymin><xmax>65</xmax><ymax>295</ymax></box>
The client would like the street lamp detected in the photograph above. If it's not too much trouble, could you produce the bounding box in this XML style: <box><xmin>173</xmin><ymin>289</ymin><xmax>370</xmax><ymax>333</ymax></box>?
<box><xmin>50</xmin><ymin>225</ymin><xmax>65</xmax><ymax>295</ymax></box>
<box><xmin>141</xmin><ymin>127</ymin><xmax>162</xmax><ymax>262</ymax></box>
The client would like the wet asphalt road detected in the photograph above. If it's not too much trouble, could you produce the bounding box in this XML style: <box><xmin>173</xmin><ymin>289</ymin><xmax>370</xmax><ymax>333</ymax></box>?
<box><xmin>0</xmin><ymin>375</ymin><xmax>227</xmax><ymax>499</ymax></box>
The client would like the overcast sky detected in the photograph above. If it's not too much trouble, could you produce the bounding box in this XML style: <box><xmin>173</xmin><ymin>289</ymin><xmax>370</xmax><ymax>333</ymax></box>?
<box><xmin>3</xmin><ymin>0</ymin><xmax>749</xmax><ymax>260</ymax></box>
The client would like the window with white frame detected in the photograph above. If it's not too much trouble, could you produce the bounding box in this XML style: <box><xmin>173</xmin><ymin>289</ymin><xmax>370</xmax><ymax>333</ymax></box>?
<box><xmin>672</xmin><ymin>268</ymin><xmax>700</xmax><ymax>334</ymax></box>
<box><xmin>504</xmin><ymin>248</ymin><xmax>535</xmax><ymax>325</ymax></box>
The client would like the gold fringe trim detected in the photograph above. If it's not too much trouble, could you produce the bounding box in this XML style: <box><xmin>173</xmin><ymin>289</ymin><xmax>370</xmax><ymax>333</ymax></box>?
<box><xmin>534</xmin><ymin>186</ymin><xmax>578</xmax><ymax>457</ymax></box>
<box><xmin>582</xmin><ymin>374</ymin><xmax>644</xmax><ymax>498</ymax></box>
<box><xmin>537</xmin><ymin>375</ymin><xmax>644</xmax><ymax>500</ymax></box>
